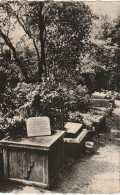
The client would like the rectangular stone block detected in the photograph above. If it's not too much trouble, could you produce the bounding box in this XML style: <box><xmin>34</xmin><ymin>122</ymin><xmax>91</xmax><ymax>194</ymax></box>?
<box><xmin>0</xmin><ymin>130</ymin><xmax>65</xmax><ymax>188</ymax></box>
<box><xmin>64</xmin><ymin>129</ymin><xmax>89</xmax><ymax>158</ymax></box>
<box><xmin>91</xmin><ymin>92</ymin><xmax>106</xmax><ymax>99</ymax></box>
<box><xmin>64</xmin><ymin>122</ymin><xmax>83</xmax><ymax>138</ymax></box>
<box><xmin>64</xmin><ymin>122</ymin><xmax>83</xmax><ymax>134</ymax></box>
<box><xmin>26</xmin><ymin>117</ymin><xmax>51</xmax><ymax>137</ymax></box>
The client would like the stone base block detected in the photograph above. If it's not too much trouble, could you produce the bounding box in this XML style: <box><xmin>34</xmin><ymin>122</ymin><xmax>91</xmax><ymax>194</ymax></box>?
<box><xmin>64</xmin><ymin>129</ymin><xmax>89</xmax><ymax>158</ymax></box>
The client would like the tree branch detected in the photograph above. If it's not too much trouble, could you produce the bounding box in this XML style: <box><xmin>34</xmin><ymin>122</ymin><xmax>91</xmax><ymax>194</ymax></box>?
<box><xmin>0</xmin><ymin>29</ymin><xmax>30</xmax><ymax>82</ymax></box>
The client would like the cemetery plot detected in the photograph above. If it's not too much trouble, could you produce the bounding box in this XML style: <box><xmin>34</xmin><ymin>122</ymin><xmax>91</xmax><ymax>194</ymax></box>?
<box><xmin>0</xmin><ymin>130</ymin><xmax>65</xmax><ymax>188</ymax></box>
<box><xmin>64</xmin><ymin>122</ymin><xmax>89</xmax><ymax>158</ymax></box>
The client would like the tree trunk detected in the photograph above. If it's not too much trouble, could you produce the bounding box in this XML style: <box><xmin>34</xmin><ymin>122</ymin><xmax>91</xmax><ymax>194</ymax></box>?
<box><xmin>15</xmin><ymin>12</ymin><xmax>42</xmax><ymax>82</ymax></box>
<box><xmin>38</xmin><ymin>2</ymin><xmax>47</xmax><ymax>79</ymax></box>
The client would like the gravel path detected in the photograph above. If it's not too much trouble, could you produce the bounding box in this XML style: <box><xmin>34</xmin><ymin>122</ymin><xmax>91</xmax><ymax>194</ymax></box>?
<box><xmin>51</xmin><ymin>132</ymin><xmax>120</xmax><ymax>194</ymax></box>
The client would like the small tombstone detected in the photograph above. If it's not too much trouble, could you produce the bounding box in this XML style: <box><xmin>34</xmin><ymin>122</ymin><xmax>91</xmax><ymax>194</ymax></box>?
<box><xmin>26</xmin><ymin>116</ymin><xmax>51</xmax><ymax>137</ymax></box>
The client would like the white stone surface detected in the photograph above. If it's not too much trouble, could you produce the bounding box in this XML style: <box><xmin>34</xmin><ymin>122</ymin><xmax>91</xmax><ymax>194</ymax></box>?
<box><xmin>26</xmin><ymin>116</ymin><xmax>51</xmax><ymax>137</ymax></box>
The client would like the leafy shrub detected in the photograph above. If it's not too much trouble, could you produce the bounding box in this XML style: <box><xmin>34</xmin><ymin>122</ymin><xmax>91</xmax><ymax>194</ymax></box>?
<box><xmin>68</xmin><ymin>111</ymin><xmax>83</xmax><ymax>123</ymax></box>
<box><xmin>1</xmin><ymin>75</ymin><xmax>90</xmax><ymax>135</ymax></box>
<box><xmin>1</xmin><ymin>116</ymin><xmax>27</xmax><ymax>139</ymax></box>
<box><xmin>68</xmin><ymin>111</ymin><xmax>94</xmax><ymax>131</ymax></box>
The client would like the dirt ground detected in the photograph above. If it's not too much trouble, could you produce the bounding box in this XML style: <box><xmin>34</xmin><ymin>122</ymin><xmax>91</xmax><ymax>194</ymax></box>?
<box><xmin>0</xmin><ymin>112</ymin><xmax>120</xmax><ymax>194</ymax></box>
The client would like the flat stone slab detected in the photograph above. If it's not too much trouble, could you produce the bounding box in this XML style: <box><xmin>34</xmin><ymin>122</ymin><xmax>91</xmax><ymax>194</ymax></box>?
<box><xmin>0</xmin><ymin>130</ymin><xmax>65</xmax><ymax>151</ymax></box>
<box><xmin>92</xmin><ymin>92</ymin><xmax>106</xmax><ymax>99</ymax></box>
<box><xmin>64</xmin><ymin>122</ymin><xmax>83</xmax><ymax>134</ymax></box>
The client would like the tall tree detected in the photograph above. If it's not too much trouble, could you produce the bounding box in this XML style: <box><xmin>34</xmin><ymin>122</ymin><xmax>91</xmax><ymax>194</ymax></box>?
<box><xmin>0</xmin><ymin>1</ymin><xmax>92</xmax><ymax>82</ymax></box>
<box><xmin>44</xmin><ymin>2</ymin><xmax>92</xmax><ymax>78</ymax></box>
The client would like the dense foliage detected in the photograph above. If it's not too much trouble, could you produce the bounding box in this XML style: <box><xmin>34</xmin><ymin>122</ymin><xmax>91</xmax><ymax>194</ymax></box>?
<box><xmin>0</xmin><ymin>2</ymin><xmax>120</xmax><ymax>138</ymax></box>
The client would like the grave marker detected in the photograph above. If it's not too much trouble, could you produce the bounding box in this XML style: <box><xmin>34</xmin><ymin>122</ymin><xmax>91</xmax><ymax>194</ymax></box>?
<box><xmin>26</xmin><ymin>116</ymin><xmax>51</xmax><ymax>137</ymax></box>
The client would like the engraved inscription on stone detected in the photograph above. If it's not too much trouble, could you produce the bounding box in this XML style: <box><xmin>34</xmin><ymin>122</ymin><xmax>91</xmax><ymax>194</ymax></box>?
<box><xmin>26</xmin><ymin>117</ymin><xmax>51</xmax><ymax>137</ymax></box>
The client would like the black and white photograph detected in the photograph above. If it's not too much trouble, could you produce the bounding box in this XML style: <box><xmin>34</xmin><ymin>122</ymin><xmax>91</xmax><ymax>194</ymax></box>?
<box><xmin>0</xmin><ymin>0</ymin><xmax>120</xmax><ymax>194</ymax></box>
